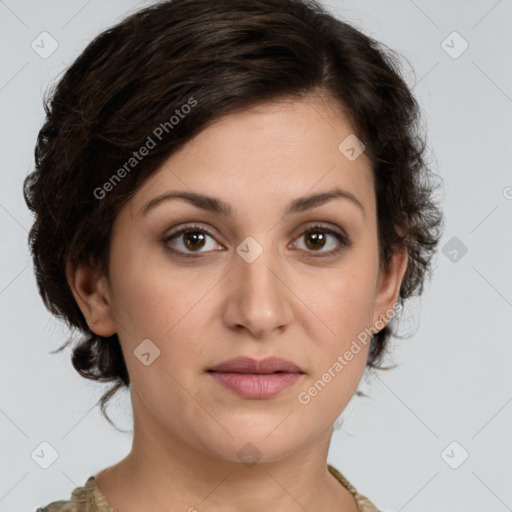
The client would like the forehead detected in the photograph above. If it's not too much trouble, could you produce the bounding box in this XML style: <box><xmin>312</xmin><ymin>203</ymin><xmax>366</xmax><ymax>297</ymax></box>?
<box><xmin>127</xmin><ymin>96</ymin><xmax>374</xmax><ymax>219</ymax></box>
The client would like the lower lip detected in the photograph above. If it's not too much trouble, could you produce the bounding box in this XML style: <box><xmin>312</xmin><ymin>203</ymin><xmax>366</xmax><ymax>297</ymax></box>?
<box><xmin>208</xmin><ymin>372</ymin><xmax>304</xmax><ymax>399</ymax></box>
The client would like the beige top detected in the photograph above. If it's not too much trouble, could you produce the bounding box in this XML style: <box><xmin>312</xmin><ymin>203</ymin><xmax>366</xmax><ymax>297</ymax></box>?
<box><xmin>36</xmin><ymin>464</ymin><xmax>380</xmax><ymax>511</ymax></box>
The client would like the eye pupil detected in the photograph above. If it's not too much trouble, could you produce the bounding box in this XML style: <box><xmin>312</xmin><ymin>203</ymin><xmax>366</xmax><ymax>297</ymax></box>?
<box><xmin>305</xmin><ymin>231</ymin><xmax>326</xmax><ymax>250</ymax></box>
<box><xmin>184</xmin><ymin>231</ymin><xmax>206</xmax><ymax>250</ymax></box>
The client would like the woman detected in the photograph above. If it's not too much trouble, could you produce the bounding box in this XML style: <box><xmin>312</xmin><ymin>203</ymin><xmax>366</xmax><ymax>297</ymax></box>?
<box><xmin>25</xmin><ymin>0</ymin><xmax>444</xmax><ymax>510</ymax></box>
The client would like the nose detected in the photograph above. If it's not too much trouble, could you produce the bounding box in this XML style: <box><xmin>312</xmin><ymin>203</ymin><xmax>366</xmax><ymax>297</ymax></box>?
<box><xmin>222</xmin><ymin>241</ymin><xmax>293</xmax><ymax>339</ymax></box>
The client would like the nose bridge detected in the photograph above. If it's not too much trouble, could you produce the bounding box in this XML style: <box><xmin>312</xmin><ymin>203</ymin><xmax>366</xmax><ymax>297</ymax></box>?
<box><xmin>228</xmin><ymin>234</ymin><xmax>290</xmax><ymax>335</ymax></box>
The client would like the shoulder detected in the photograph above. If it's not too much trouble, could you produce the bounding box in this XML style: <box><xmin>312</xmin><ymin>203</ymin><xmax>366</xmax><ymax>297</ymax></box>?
<box><xmin>35</xmin><ymin>476</ymin><xmax>107</xmax><ymax>512</ymax></box>
<box><xmin>36</xmin><ymin>500</ymin><xmax>77</xmax><ymax>512</ymax></box>
<box><xmin>328</xmin><ymin>464</ymin><xmax>382</xmax><ymax>512</ymax></box>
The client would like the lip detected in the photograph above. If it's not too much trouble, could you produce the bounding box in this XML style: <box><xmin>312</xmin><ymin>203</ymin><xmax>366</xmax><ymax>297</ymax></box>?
<box><xmin>208</xmin><ymin>356</ymin><xmax>304</xmax><ymax>374</ymax></box>
<box><xmin>207</xmin><ymin>356</ymin><xmax>305</xmax><ymax>399</ymax></box>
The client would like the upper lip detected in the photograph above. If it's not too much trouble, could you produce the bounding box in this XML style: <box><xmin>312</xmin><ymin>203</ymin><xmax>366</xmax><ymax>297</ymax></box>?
<box><xmin>207</xmin><ymin>356</ymin><xmax>305</xmax><ymax>374</ymax></box>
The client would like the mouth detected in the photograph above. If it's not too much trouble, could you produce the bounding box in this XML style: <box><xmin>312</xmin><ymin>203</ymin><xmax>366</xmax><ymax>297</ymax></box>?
<box><xmin>207</xmin><ymin>356</ymin><xmax>305</xmax><ymax>399</ymax></box>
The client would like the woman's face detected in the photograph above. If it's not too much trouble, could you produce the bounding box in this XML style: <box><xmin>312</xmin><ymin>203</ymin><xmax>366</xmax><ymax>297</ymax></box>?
<box><xmin>72</xmin><ymin>96</ymin><xmax>406</xmax><ymax>464</ymax></box>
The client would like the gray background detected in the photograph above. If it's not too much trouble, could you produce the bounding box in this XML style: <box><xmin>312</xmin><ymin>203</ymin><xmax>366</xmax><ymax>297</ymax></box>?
<box><xmin>1</xmin><ymin>1</ymin><xmax>511</xmax><ymax>511</ymax></box>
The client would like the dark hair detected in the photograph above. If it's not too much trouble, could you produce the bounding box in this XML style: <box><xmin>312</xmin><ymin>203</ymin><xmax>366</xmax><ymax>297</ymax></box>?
<box><xmin>23</xmin><ymin>0</ymin><xmax>444</xmax><ymax>429</ymax></box>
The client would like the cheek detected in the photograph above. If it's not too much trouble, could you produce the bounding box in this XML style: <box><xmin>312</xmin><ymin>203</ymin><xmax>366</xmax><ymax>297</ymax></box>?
<box><xmin>298</xmin><ymin>262</ymin><xmax>378</xmax><ymax>349</ymax></box>
<box><xmin>292</xmin><ymin>256</ymin><xmax>377</xmax><ymax>413</ymax></box>
<box><xmin>295</xmin><ymin>276</ymin><xmax>372</xmax><ymax>419</ymax></box>
<box><xmin>295</xmin><ymin>351</ymin><xmax>367</xmax><ymax>436</ymax></box>
<box><xmin>108</xmin><ymin>234</ymin><xmax>188</xmax><ymax>337</ymax></box>
<box><xmin>108</xmin><ymin>242</ymin><xmax>216</xmax><ymax>375</ymax></box>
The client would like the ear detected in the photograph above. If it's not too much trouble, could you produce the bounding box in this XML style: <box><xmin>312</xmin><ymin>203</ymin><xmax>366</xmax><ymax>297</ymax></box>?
<box><xmin>66</xmin><ymin>262</ymin><xmax>117</xmax><ymax>337</ymax></box>
<box><xmin>372</xmin><ymin>245</ymin><xmax>408</xmax><ymax>330</ymax></box>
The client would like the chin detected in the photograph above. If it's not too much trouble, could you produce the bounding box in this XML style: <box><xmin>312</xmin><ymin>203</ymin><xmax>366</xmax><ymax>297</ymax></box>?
<box><xmin>191</xmin><ymin>421</ymin><xmax>313</xmax><ymax>467</ymax></box>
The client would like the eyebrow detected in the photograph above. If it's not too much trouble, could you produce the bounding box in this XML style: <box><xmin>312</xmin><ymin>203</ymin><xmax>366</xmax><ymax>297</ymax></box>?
<box><xmin>140</xmin><ymin>186</ymin><xmax>365</xmax><ymax>218</ymax></box>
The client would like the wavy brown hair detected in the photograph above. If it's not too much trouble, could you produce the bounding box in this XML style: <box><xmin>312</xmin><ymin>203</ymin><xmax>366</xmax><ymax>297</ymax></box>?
<box><xmin>23</xmin><ymin>0</ymin><xmax>444</xmax><ymax>429</ymax></box>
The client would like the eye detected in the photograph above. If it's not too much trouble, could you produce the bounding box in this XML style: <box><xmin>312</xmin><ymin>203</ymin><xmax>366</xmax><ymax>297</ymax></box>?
<box><xmin>162</xmin><ymin>223</ymin><xmax>223</xmax><ymax>257</ymax></box>
<box><xmin>161</xmin><ymin>222</ymin><xmax>352</xmax><ymax>258</ymax></box>
<box><xmin>292</xmin><ymin>223</ymin><xmax>352</xmax><ymax>256</ymax></box>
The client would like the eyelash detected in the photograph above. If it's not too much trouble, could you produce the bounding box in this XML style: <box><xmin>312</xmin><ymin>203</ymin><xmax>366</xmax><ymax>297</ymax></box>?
<box><xmin>161</xmin><ymin>222</ymin><xmax>352</xmax><ymax>259</ymax></box>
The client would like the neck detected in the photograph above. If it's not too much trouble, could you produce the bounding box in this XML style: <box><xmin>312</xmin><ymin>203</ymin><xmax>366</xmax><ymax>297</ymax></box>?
<box><xmin>95</xmin><ymin>388</ymin><xmax>358</xmax><ymax>512</ymax></box>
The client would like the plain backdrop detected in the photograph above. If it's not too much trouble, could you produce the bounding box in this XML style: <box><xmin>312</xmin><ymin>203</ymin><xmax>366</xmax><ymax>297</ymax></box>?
<box><xmin>1</xmin><ymin>1</ymin><xmax>511</xmax><ymax>511</ymax></box>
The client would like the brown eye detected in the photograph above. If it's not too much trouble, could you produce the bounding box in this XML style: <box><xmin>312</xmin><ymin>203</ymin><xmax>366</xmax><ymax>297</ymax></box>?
<box><xmin>182</xmin><ymin>230</ymin><xmax>207</xmax><ymax>251</ymax></box>
<box><xmin>162</xmin><ymin>224</ymin><xmax>223</xmax><ymax>256</ymax></box>
<box><xmin>294</xmin><ymin>224</ymin><xmax>352</xmax><ymax>256</ymax></box>
<box><xmin>304</xmin><ymin>230</ymin><xmax>327</xmax><ymax>250</ymax></box>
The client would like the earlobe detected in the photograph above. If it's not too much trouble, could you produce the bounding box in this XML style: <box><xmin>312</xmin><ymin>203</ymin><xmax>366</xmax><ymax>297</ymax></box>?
<box><xmin>66</xmin><ymin>262</ymin><xmax>117</xmax><ymax>337</ymax></box>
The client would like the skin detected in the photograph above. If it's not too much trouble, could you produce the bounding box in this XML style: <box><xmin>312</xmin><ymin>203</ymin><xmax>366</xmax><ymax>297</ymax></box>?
<box><xmin>67</xmin><ymin>95</ymin><xmax>408</xmax><ymax>512</ymax></box>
